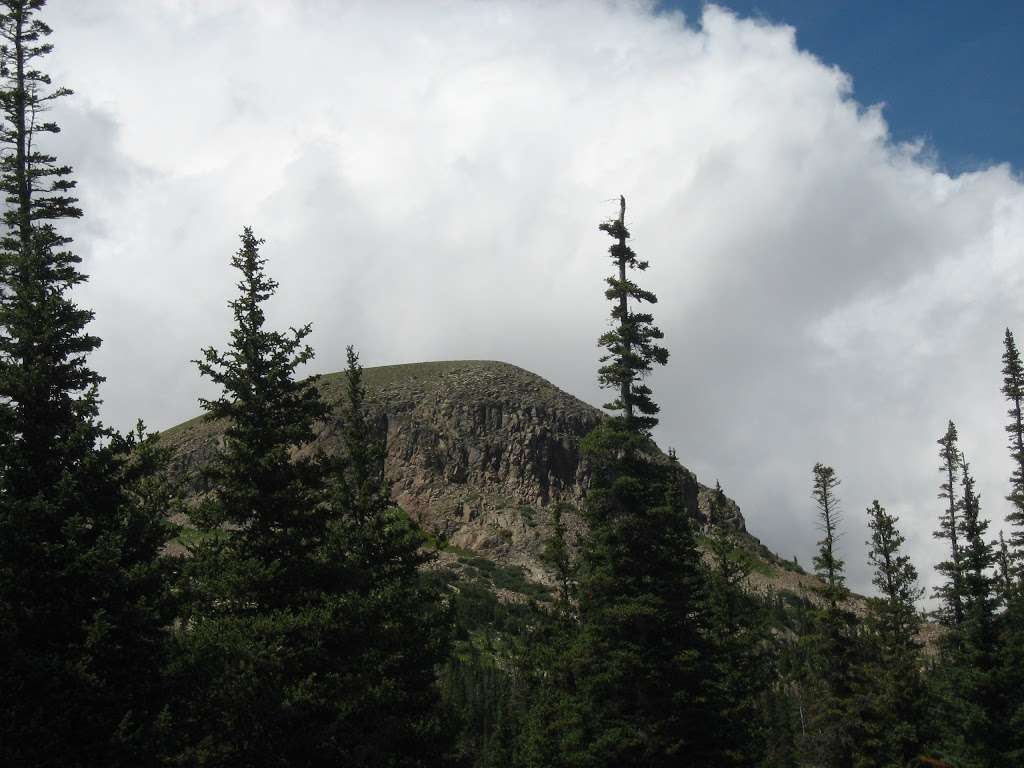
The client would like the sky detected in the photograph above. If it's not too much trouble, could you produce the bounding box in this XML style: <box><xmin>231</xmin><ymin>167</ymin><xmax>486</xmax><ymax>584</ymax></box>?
<box><xmin>664</xmin><ymin>0</ymin><xmax>1024</xmax><ymax>173</ymax></box>
<box><xmin>38</xmin><ymin>0</ymin><xmax>1024</xmax><ymax>602</ymax></box>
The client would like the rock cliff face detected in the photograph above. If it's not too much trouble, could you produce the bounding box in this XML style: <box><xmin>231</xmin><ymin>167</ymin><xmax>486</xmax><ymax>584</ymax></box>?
<box><xmin>160</xmin><ymin>360</ymin><xmax>746</xmax><ymax>581</ymax></box>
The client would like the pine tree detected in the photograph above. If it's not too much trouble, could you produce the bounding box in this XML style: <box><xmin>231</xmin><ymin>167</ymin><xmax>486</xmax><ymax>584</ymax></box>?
<box><xmin>0</xmin><ymin>3</ymin><xmax>176</xmax><ymax>764</ymax></box>
<box><xmin>520</xmin><ymin>198</ymin><xmax>723</xmax><ymax>767</ymax></box>
<box><xmin>933</xmin><ymin>421</ymin><xmax>965</xmax><ymax>627</ymax></box>
<box><xmin>860</xmin><ymin>500</ymin><xmax>927</xmax><ymax>766</ymax></box>
<box><xmin>1002</xmin><ymin>329</ymin><xmax>1024</xmax><ymax>580</ymax></box>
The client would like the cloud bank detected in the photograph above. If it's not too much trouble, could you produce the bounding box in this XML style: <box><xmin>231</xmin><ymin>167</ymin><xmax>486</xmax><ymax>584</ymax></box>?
<box><xmin>40</xmin><ymin>0</ymin><xmax>1024</xmax><ymax>599</ymax></box>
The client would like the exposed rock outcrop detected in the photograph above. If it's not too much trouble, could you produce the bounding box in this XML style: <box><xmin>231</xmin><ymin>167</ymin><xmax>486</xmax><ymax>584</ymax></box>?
<box><xmin>159</xmin><ymin>360</ymin><xmax>742</xmax><ymax>580</ymax></box>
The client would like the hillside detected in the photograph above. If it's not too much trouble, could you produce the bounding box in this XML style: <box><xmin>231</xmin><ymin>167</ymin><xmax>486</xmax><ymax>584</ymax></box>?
<box><xmin>159</xmin><ymin>359</ymin><xmax>849</xmax><ymax>608</ymax></box>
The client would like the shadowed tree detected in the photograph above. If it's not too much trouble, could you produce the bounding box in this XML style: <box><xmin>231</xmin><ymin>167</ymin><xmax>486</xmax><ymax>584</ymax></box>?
<box><xmin>0</xmin><ymin>2</ymin><xmax>177</xmax><ymax>765</ymax></box>
<box><xmin>169</xmin><ymin>231</ymin><xmax>451</xmax><ymax>767</ymax></box>
<box><xmin>520</xmin><ymin>197</ymin><xmax>725</xmax><ymax>768</ymax></box>
<box><xmin>801</xmin><ymin>463</ymin><xmax>860</xmax><ymax>768</ymax></box>
<box><xmin>933</xmin><ymin>421</ymin><xmax>965</xmax><ymax>628</ymax></box>
<box><xmin>995</xmin><ymin>330</ymin><xmax>1024</xmax><ymax>766</ymax></box>
<box><xmin>931</xmin><ymin>455</ymin><xmax>1001</xmax><ymax>768</ymax></box>
<box><xmin>1002</xmin><ymin>328</ymin><xmax>1024</xmax><ymax>578</ymax></box>
<box><xmin>859</xmin><ymin>500</ymin><xmax>927</xmax><ymax>766</ymax></box>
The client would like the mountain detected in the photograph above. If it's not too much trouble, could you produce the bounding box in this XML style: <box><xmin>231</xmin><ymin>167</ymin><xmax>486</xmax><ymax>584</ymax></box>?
<box><xmin>158</xmin><ymin>360</ymin><xmax>842</xmax><ymax>606</ymax></box>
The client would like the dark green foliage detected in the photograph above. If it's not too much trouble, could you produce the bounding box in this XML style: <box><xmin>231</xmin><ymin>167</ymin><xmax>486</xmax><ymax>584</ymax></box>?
<box><xmin>1002</xmin><ymin>328</ymin><xmax>1024</xmax><ymax>575</ymax></box>
<box><xmin>541</xmin><ymin>501</ymin><xmax>576</xmax><ymax>613</ymax></box>
<box><xmin>929</xmin><ymin>455</ymin><xmax>1002</xmax><ymax>768</ymax></box>
<box><xmin>998</xmin><ymin>329</ymin><xmax>1024</xmax><ymax>765</ymax></box>
<box><xmin>801</xmin><ymin>463</ymin><xmax>861</xmax><ymax>768</ymax></box>
<box><xmin>706</xmin><ymin>526</ymin><xmax>772</xmax><ymax>765</ymax></box>
<box><xmin>596</xmin><ymin>196</ymin><xmax>668</xmax><ymax>434</ymax></box>
<box><xmin>933</xmin><ymin>421</ymin><xmax>964</xmax><ymax>627</ymax></box>
<box><xmin>168</xmin><ymin>232</ymin><xmax>451</xmax><ymax>766</ymax></box>
<box><xmin>0</xmin><ymin>3</ymin><xmax>176</xmax><ymax>764</ymax></box>
<box><xmin>519</xmin><ymin>199</ymin><xmax>723</xmax><ymax>767</ymax></box>
<box><xmin>811</xmin><ymin>463</ymin><xmax>846</xmax><ymax>608</ymax></box>
<box><xmin>437</xmin><ymin>566</ymin><xmax>549</xmax><ymax>768</ymax></box>
<box><xmin>996</xmin><ymin>530</ymin><xmax>1013</xmax><ymax>603</ymax></box>
<box><xmin>532</xmin><ymin>431</ymin><xmax>723</xmax><ymax>767</ymax></box>
<box><xmin>859</xmin><ymin>500</ymin><xmax>928</xmax><ymax>766</ymax></box>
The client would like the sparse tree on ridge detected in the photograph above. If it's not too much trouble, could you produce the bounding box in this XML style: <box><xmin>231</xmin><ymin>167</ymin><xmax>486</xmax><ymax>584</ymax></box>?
<box><xmin>707</xmin><ymin>518</ymin><xmax>771</xmax><ymax>766</ymax></box>
<box><xmin>933</xmin><ymin>421</ymin><xmax>965</xmax><ymax>627</ymax></box>
<box><xmin>931</xmin><ymin>454</ymin><xmax>1002</xmax><ymax>768</ymax></box>
<box><xmin>0</xmin><ymin>2</ymin><xmax>176</xmax><ymax>764</ymax></box>
<box><xmin>1002</xmin><ymin>328</ymin><xmax>1024</xmax><ymax>577</ymax></box>
<box><xmin>596</xmin><ymin>194</ymin><xmax>668</xmax><ymax>436</ymax></box>
<box><xmin>812</xmin><ymin>463</ymin><xmax>846</xmax><ymax>609</ymax></box>
<box><xmin>802</xmin><ymin>463</ymin><xmax>860</xmax><ymax>768</ymax></box>
<box><xmin>997</xmin><ymin>331</ymin><xmax>1024</xmax><ymax>765</ymax></box>
<box><xmin>860</xmin><ymin>500</ymin><xmax>927</xmax><ymax>766</ymax></box>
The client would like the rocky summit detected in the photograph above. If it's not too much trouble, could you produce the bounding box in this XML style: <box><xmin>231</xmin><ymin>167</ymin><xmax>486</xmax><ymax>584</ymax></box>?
<box><xmin>160</xmin><ymin>360</ymin><xmax>770</xmax><ymax>587</ymax></box>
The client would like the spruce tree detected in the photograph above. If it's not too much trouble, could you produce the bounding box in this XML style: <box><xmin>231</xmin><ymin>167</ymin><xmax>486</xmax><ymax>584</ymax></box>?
<box><xmin>811</xmin><ymin>463</ymin><xmax>846</xmax><ymax>610</ymax></box>
<box><xmin>997</xmin><ymin>330</ymin><xmax>1024</xmax><ymax>765</ymax></box>
<box><xmin>169</xmin><ymin>232</ymin><xmax>450</xmax><ymax>766</ymax></box>
<box><xmin>931</xmin><ymin>455</ymin><xmax>1001</xmax><ymax>768</ymax></box>
<box><xmin>521</xmin><ymin>197</ymin><xmax>723</xmax><ymax>767</ymax></box>
<box><xmin>1002</xmin><ymin>328</ymin><xmax>1024</xmax><ymax>577</ymax></box>
<box><xmin>0</xmin><ymin>2</ymin><xmax>176</xmax><ymax>764</ymax></box>
<box><xmin>326</xmin><ymin>346</ymin><xmax>453</xmax><ymax>763</ymax></box>
<box><xmin>706</xmin><ymin>524</ymin><xmax>771</xmax><ymax>766</ymax></box>
<box><xmin>860</xmin><ymin>500</ymin><xmax>927</xmax><ymax>766</ymax></box>
<box><xmin>596</xmin><ymin>195</ymin><xmax>668</xmax><ymax>435</ymax></box>
<box><xmin>802</xmin><ymin>463</ymin><xmax>860</xmax><ymax>768</ymax></box>
<box><xmin>933</xmin><ymin>421</ymin><xmax>965</xmax><ymax>627</ymax></box>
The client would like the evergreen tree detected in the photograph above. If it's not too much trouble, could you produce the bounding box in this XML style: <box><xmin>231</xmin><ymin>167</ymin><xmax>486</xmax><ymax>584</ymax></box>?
<box><xmin>596</xmin><ymin>195</ymin><xmax>668</xmax><ymax>435</ymax></box>
<box><xmin>706</xmin><ymin>524</ymin><xmax>771</xmax><ymax>766</ymax></box>
<box><xmin>860</xmin><ymin>500</ymin><xmax>927</xmax><ymax>766</ymax></box>
<box><xmin>811</xmin><ymin>463</ymin><xmax>846</xmax><ymax>610</ymax></box>
<box><xmin>996</xmin><ymin>530</ymin><xmax>1014</xmax><ymax>604</ymax></box>
<box><xmin>541</xmin><ymin>501</ymin><xmax>576</xmax><ymax>615</ymax></box>
<box><xmin>933</xmin><ymin>421</ymin><xmax>965</xmax><ymax>627</ymax></box>
<box><xmin>0</xmin><ymin>2</ymin><xmax>176</xmax><ymax>764</ymax></box>
<box><xmin>997</xmin><ymin>329</ymin><xmax>1024</xmax><ymax>765</ymax></box>
<box><xmin>1002</xmin><ymin>328</ymin><xmax>1024</xmax><ymax>574</ymax></box>
<box><xmin>802</xmin><ymin>463</ymin><xmax>859</xmax><ymax>768</ymax></box>
<box><xmin>169</xmin><ymin>231</ymin><xmax>450</xmax><ymax>766</ymax></box>
<box><xmin>326</xmin><ymin>346</ymin><xmax>453</xmax><ymax>763</ymax></box>
<box><xmin>931</xmin><ymin>455</ymin><xmax>1001</xmax><ymax>768</ymax></box>
<box><xmin>521</xmin><ymin>197</ymin><xmax>723</xmax><ymax>767</ymax></box>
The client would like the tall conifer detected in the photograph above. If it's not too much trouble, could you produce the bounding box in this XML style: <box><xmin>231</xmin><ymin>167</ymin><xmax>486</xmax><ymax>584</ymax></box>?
<box><xmin>0</xmin><ymin>3</ymin><xmax>175</xmax><ymax>764</ymax></box>
<box><xmin>932</xmin><ymin>455</ymin><xmax>1001</xmax><ymax>768</ymax></box>
<box><xmin>802</xmin><ymin>463</ymin><xmax>859</xmax><ymax>768</ymax></box>
<box><xmin>596</xmin><ymin>195</ymin><xmax>667</xmax><ymax>435</ymax></box>
<box><xmin>933</xmin><ymin>421</ymin><xmax>965</xmax><ymax>627</ymax></box>
<box><xmin>860</xmin><ymin>500</ymin><xmax>927</xmax><ymax>766</ymax></box>
<box><xmin>522</xmin><ymin>197</ymin><xmax>723</xmax><ymax>767</ymax></box>
<box><xmin>1002</xmin><ymin>328</ymin><xmax>1024</xmax><ymax>575</ymax></box>
<box><xmin>170</xmin><ymin>232</ymin><xmax>450</xmax><ymax>766</ymax></box>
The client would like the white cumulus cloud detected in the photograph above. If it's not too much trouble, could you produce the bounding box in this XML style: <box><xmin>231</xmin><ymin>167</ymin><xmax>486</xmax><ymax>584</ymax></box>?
<box><xmin>38</xmin><ymin>0</ymin><xmax>1024</xmax><ymax>600</ymax></box>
